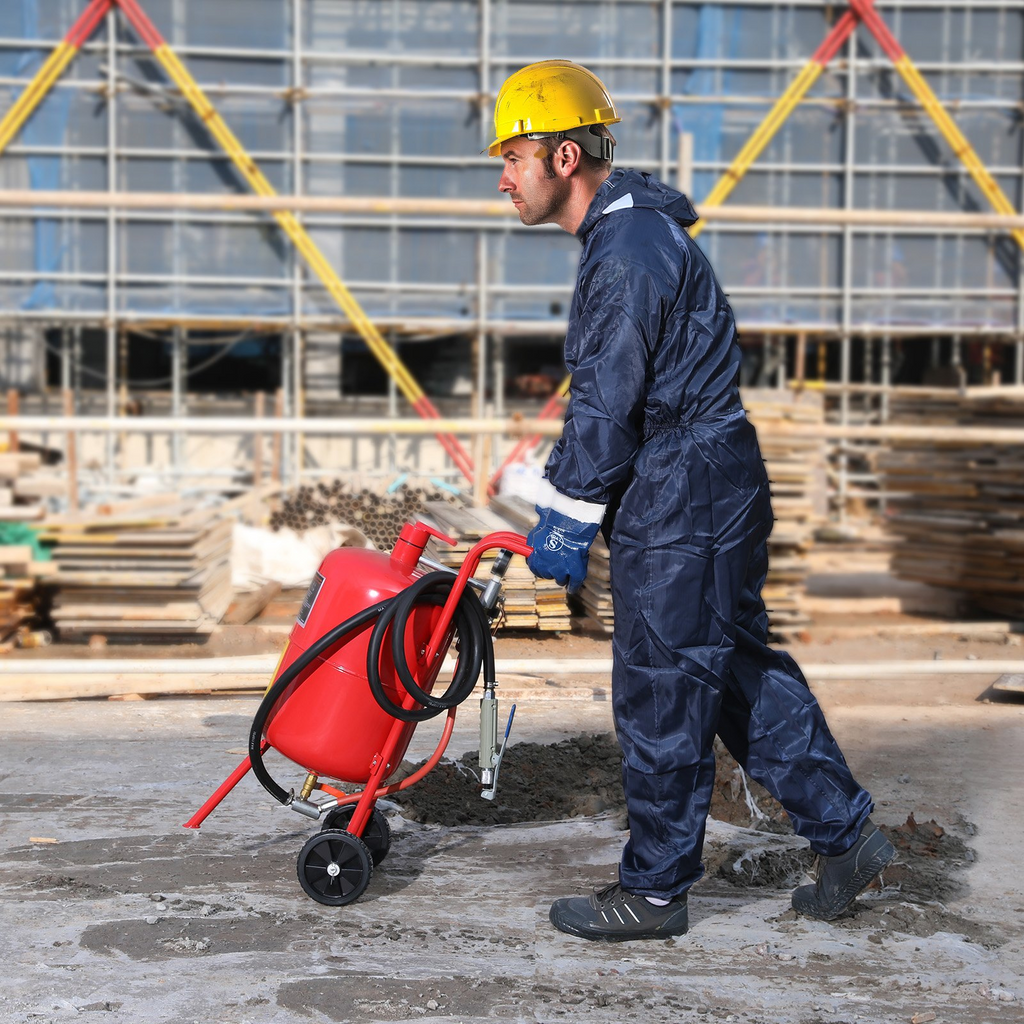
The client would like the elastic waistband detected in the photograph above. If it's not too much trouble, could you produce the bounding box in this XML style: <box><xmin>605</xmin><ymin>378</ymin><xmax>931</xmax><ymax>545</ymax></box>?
<box><xmin>642</xmin><ymin>409</ymin><xmax>747</xmax><ymax>440</ymax></box>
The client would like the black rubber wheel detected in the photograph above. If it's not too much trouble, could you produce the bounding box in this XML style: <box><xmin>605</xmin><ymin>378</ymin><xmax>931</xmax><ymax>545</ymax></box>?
<box><xmin>321</xmin><ymin>804</ymin><xmax>393</xmax><ymax>866</ymax></box>
<box><xmin>296</xmin><ymin>828</ymin><xmax>373</xmax><ymax>906</ymax></box>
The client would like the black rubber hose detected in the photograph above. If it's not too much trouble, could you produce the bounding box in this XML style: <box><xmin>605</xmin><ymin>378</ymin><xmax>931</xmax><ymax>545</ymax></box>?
<box><xmin>248</xmin><ymin>572</ymin><xmax>492</xmax><ymax>804</ymax></box>
<box><xmin>366</xmin><ymin>573</ymin><xmax>490</xmax><ymax>722</ymax></box>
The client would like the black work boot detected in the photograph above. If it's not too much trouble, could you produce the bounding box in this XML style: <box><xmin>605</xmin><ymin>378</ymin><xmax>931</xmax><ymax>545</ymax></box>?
<box><xmin>791</xmin><ymin>818</ymin><xmax>895</xmax><ymax>921</ymax></box>
<box><xmin>549</xmin><ymin>882</ymin><xmax>689</xmax><ymax>941</ymax></box>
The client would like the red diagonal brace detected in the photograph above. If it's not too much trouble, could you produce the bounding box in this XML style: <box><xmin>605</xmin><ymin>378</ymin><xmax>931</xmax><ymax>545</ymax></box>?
<box><xmin>68</xmin><ymin>0</ymin><xmax>115</xmax><ymax>48</ymax></box>
<box><xmin>846</xmin><ymin>0</ymin><xmax>906</xmax><ymax>63</ymax></box>
<box><xmin>488</xmin><ymin>388</ymin><xmax>566</xmax><ymax>495</ymax></box>
<box><xmin>814</xmin><ymin>10</ymin><xmax>861</xmax><ymax>66</ymax></box>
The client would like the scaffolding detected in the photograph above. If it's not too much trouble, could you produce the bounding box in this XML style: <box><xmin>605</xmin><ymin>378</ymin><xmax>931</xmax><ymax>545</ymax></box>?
<box><xmin>0</xmin><ymin>1</ymin><xmax>1022</xmax><ymax>500</ymax></box>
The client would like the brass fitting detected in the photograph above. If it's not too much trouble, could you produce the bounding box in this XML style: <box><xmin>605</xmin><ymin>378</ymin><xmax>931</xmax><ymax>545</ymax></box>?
<box><xmin>299</xmin><ymin>773</ymin><xmax>318</xmax><ymax>800</ymax></box>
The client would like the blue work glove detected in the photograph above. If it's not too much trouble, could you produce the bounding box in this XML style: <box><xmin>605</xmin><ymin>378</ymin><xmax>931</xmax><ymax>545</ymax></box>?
<box><xmin>526</xmin><ymin>481</ymin><xmax>605</xmax><ymax>594</ymax></box>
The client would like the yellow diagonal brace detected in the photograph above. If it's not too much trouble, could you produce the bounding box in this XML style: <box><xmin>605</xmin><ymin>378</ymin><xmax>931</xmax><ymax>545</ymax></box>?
<box><xmin>690</xmin><ymin>62</ymin><xmax>825</xmax><ymax>240</ymax></box>
<box><xmin>0</xmin><ymin>42</ymin><xmax>78</xmax><ymax>155</ymax></box>
<box><xmin>152</xmin><ymin>44</ymin><xmax>430</xmax><ymax>404</ymax></box>
<box><xmin>0</xmin><ymin>6</ymin><xmax>468</xmax><ymax>469</ymax></box>
<box><xmin>893</xmin><ymin>55</ymin><xmax>1024</xmax><ymax>252</ymax></box>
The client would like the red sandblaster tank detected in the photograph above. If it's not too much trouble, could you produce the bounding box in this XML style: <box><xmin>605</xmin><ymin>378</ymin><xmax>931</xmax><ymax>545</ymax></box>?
<box><xmin>183</xmin><ymin>522</ymin><xmax>533</xmax><ymax>907</ymax></box>
<box><xmin>264</xmin><ymin>522</ymin><xmax>454</xmax><ymax>782</ymax></box>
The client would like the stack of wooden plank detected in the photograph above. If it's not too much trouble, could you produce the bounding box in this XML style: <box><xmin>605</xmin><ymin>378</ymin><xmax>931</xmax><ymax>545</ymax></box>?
<box><xmin>0</xmin><ymin>449</ymin><xmax>60</xmax><ymax>641</ymax></box>
<box><xmin>746</xmin><ymin>389</ymin><xmax>826</xmax><ymax>632</ymax></box>
<box><xmin>421</xmin><ymin>499</ymin><xmax>571</xmax><ymax>632</ymax></box>
<box><xmin>486</xmin><ymin>494</ymin><xmax>573</xmax><ymax>630</ymax></box>
<box><xmin>487</xmin><ymin>493</ymin><xmax>616</xmax><ymax>632</ymax></box>
<box><xmin>40</xmin><ymin>494</ymin><xmax>233</xmax><ymax>639</ymax></box>
<box><xmin>880</xmin><ymin>391</ymin><xmax>1024</xmax><ymax>616</ymax></box>
<box><xmin>576</xmin><ymin>534</ymin><xmax>614</xmax><ymax>633</ymax></box>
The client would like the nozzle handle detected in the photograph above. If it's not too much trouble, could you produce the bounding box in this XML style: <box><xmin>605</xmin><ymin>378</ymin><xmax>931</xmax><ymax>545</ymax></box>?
<box><xmin>481</xmin><ymin>703</ymin><xmax>516</xmax><ymax>802</ymax></box>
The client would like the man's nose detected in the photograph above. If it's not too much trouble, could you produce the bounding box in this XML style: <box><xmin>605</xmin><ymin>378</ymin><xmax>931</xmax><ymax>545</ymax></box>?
<box><xmin>498</xmin><ymin>168</ymin><xmax>514</xmax><ymax>193</ymax></box>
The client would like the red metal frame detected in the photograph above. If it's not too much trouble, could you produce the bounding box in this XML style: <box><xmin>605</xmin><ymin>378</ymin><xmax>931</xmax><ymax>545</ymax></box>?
<box><xmin>183</xmin><ymin>530</ymin><xmax>533</xmax><ymax>837</ymax></box>
<box><xmin>342</xmin><ymin>531</ymin><xmax>532</xmax><ymax>836</ymax></box>
<box><xmin>184</xmin><ymin>743</ymin><xmax>267</xmax><ymax>829</ymax></box>
<box><xmin>68</xmin><ymin>0</ymin><xmax>115</xmax><ymax>47</ymax></box>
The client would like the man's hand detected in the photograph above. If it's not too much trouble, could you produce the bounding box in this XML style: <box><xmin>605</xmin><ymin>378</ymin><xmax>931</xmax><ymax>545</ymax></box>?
<box><xmin>526</xmin><ymin>505</ymin><xmax>601</xmax><ymax>594</ymax></box>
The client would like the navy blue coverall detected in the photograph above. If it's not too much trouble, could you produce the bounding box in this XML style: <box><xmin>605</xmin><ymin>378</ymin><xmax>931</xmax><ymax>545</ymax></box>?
<box><xmin>544</xmin><ymin>168</ymin><xmax>874</xmax><ymax>899</ymax></box>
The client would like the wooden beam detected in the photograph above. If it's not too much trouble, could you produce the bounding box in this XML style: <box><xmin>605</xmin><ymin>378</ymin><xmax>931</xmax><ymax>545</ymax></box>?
<box><xmin>5</xmin><ymin>389</ymin><xmax>17</xmax><ymax>453</ymax></box>
<box><xmin>223</xmin><ymin>580</ymin><xmax>281</xmax><ymax>626</ymax></box>
<box><xmin>3</xmin><ymin>656</ymin><xmax>1023</xmax><ymax>703</ymax></box>
<box><xmin>6</xmin><ymin>413</ymin><xmax>1024</xmax><ymax>447</ymax></box>
<box><xmin>6</xmin><ymin>188</ymin><xmax>1024</xmax><ymax>232</ymax></box>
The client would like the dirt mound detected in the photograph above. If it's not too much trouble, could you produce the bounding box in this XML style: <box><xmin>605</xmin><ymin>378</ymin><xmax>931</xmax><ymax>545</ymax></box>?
<box><xmin>390</xmin><ymin>733</ymin><xmax>973</xmax><ymax>907</ymax></box>
<box><xmin>875</xmin><ymin>812</ymin><xmax>974</xmax><ymax>903</ymax></box>
<box><xmin>390</xmin><ymin>732</ymin><xmax>623</xmax><ymax>827</ymax></box>
<box><xmin>389</xmin><ymin>733</ymin><xmax>785</xmax><ymax>830</ymax></box>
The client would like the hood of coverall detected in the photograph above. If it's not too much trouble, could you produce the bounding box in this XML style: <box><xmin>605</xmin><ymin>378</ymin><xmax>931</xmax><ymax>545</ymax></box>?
<box><xmin>576</xmin><ymin>167</ymin><xmax>698</xmax><ymax>240</ymax></box>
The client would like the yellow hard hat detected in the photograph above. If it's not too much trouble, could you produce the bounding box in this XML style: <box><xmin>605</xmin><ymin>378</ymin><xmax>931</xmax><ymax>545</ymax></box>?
<box><xmin>488</xmin><ymin>60</ymin><xmax>620</xmax><ymax>157</ymax></box>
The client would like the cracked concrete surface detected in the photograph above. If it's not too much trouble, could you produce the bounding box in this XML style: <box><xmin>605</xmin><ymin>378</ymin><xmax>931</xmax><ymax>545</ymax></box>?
<box><xmin>1</xmin><ymin>633</ymin><xmax>1023</xmax><ymax>1023</ymax></box>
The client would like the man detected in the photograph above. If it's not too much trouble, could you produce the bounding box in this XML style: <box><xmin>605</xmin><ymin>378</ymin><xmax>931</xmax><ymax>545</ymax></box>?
<box><xmin>491</xmin><ymin>60</ymin><xmax>894</xmax><ymax>941</ymax></box>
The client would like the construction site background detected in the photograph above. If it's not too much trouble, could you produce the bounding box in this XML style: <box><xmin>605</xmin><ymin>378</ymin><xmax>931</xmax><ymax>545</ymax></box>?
<box><xmin>1</xmin><ymin>5</ymin><xmax>1023</xmax><ymax>1022</ymax></box>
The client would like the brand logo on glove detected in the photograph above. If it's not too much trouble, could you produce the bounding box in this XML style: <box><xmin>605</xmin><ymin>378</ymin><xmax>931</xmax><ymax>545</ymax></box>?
<box><xmin>544</xmin><ymin>530</ymin><xmax>566</xmax><ymax>552</ymax></box>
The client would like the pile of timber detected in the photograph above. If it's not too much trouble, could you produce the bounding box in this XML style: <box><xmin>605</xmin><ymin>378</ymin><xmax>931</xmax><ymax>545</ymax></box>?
<box><xmin>0</xmin><ymin>543</ymin><xmax>42</xmax><ymax>642</ymax></box>
<box><xmin>422</xmin><ymin>499</ymin><xmax>571</xmax><ymax>632</ymax></box>
<box><xmin>492</xmin><ymin>492</ymin><xmax>613</xmax><ymax>632</ymax></box>
<box><xmin>880</xmin><ymin>391</ymin><xmax>1024</xmax><ymax>616</ymax></box>
<box><xmin>577</xmin><ymin>534</ymin><xmax>614</xmax><ymax>633</ymax></box>
<box><xmin>40</xmin><ymin>493</ymin><xmax>232</xmax><ymax>639</ymax></box>
<box><xmin>0</xmin><ymin>449</ymin><xmax>62</xmax><ymax>640</ymax></box>
<box><xmin>487</xmin><ymin>494</ymin><xmax>573</xmax><ymax>630</ymax></box>
<box><xmin>509</xmin><ymin>390</ymin><xmax>824</xmax><ymax>636</ymax></box>
<box><xmin>746</xmin><ymin>389</ymin><xmax>825</xmax><ymax>632</ymax></box>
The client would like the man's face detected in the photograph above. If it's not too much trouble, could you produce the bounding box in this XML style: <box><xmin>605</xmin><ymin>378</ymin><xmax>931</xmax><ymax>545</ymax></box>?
<box><xmin>498</xmin><ymin>136</ymin><xmax>571</xmax><ymax>226</ymax></box>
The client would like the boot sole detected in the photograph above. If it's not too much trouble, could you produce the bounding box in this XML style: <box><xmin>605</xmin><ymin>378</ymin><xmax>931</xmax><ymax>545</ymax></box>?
<box><xmin>550</xmin><ymin>904</ymin><xmax>689</xmax><ymax>942</ymax></box>
<box><xmin>792</xmin><ymin>834</ymin><xmax>896</xmax><ymax>921</ymax></box>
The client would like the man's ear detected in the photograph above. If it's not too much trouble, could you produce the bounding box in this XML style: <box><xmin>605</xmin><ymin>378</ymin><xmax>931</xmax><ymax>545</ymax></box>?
<box><xmin>554</xmin><ymin>139</ymin><xmax>582</xmax><ymax>178</ymax></box>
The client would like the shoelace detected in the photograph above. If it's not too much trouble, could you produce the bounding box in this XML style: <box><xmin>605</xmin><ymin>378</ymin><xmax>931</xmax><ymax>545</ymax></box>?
<box><xmin>594</xmin><ymin>881</ymin><xmax>624</xmax><ymax>905</ymax></box>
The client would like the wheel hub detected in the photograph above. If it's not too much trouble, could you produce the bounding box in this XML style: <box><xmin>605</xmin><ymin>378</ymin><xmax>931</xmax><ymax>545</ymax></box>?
<box><xmin>297</xmin><ymin>826</ymin><xmax>374</xmax><ymax>906</ymax></box>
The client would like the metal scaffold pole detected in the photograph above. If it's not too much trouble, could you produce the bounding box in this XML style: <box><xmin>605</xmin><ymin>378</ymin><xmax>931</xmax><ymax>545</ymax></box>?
<box><xmin>293</xmin><ymin>326</ymin><xmax>303</xmax><ymax>490</ymax></box>
<box><xmin>838</xmin><ymin>25</ymin><xmax>857</xmax><ymax>522</ymax></box>
<box><xmin>172</xmin><ymin>326</ymin><xmax>184</xmax><ymax>469</ymax></box>
<box><xmin>291</xmin><ymin>0</ymin><xmax>304</xmax><ymax>489</ymax></box>
<box><xmin>105</xmin><ymin>5</ymin><xmax>118</xmax><ymax>489</ymax></box>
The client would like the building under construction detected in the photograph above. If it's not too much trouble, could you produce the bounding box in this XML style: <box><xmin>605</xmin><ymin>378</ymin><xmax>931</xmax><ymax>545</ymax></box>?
<box><xmin>0</xmin><ymin>0</ymin><xmax>1022</xmax><ymax>494</ymax></box>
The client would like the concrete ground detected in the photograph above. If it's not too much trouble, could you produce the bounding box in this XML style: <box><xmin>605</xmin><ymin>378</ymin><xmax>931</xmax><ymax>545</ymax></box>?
<box><xmin>2</xmin><ymin>620</ymin><xmax>1024</xmax><ymax>1023</ymax></box>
